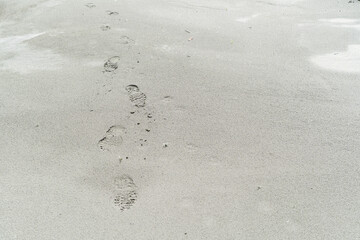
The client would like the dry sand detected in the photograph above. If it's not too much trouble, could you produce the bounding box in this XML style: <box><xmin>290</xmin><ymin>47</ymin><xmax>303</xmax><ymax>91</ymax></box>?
<box><xmin>1</xmin><ymin>0</ymin><xmax>360</xmax><ymax>239</ymax></box>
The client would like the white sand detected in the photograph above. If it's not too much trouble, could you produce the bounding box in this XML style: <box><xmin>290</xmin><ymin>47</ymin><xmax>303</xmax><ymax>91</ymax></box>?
<box><xmin>1</xmin><ymin>0</ymin><xmax>360</xmax><ymax>239</ymax></box>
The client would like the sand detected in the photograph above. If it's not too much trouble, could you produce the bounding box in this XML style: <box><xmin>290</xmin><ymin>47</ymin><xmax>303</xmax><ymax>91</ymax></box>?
<box><xmin>1</xmin><ymin>0</ymin><xmax>360</xmax><ymax>239</ymax></box>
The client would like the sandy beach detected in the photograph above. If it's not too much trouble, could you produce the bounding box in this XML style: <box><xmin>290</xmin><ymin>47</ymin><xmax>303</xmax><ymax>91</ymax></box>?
<box><xmin>1</xmin><ymin>0</ymin><xmax>360</xmax><ymax>239</ymax></box>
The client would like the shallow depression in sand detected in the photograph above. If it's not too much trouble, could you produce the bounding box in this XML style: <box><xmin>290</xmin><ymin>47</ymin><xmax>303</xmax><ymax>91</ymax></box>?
<box><xmin>98</xmin><ymin>125</ymin><xmax>125</xmax><ymax>152</ymax></box>
<box><xmin>103</xmin><ymin>56</ymin><xmax>121</xmax><ymax>72</ymax></box>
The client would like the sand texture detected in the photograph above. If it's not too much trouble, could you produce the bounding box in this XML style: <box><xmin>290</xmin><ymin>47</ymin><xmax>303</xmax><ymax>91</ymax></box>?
<box><xmin>1</xmin><ymin>0</ymin><xmax>360</xmax><ymax>239</ymax></box>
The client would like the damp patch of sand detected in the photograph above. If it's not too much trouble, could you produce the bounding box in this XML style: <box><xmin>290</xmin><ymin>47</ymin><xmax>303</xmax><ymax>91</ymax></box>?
<box><xmin>311</xmin><ymin>45</ymin><xmax>360</xmax><ymax>73</ymax></box>
<box><xmin>0</xmin><ymin>32</ymin><xmax>64</xmax><ymax>74</ymax></box>
<box><xmin>310</xmin><ymin>18</ymin><xmax>360</xmax><ymax>74</ymax></box>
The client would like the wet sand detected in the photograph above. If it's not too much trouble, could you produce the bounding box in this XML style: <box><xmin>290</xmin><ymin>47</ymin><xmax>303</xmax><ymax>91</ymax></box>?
<box><xmin>1</xmin><ymin>0</ymin><xmax>360</xmax><ymax>239</ymax></box>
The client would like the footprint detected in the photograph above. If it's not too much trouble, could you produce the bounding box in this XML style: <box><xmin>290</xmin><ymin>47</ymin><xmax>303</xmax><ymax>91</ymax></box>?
<box><xmin>85</xmin><ymin>3</ymin><xmax>96</xmax><ymax>8</ymax></box>
<box><xmin>100</xmin><ymin>25</ymin><xmax>111</xmax><ymax>31</ymax></box>
<box><xmin>126</xmin><ymin>84</ymin><xmax>146</xmax><ymax>107</ymax></box>
<box><xmin>106</xmin><ymin>11</ymin><xmax>119</xmax><ymax>15</ymax></box>
<box><xmin>111</xmin><ymin>175</ymin><xmax>138</xmax><ymax>211</ymax></box>
<box><xmin>98</xmin><ymin>125</ymin><xmax>125</xmax><ymax>151</ymax></box>
<box><xmin>119</xmin><ymin>36</ymin><xmax>135</xmax><ymax>45</ymax></box>
<box><xmin>104</xmin><ymin>56</ymin><xmax>120</xmax><ymax>73</ymax></box>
